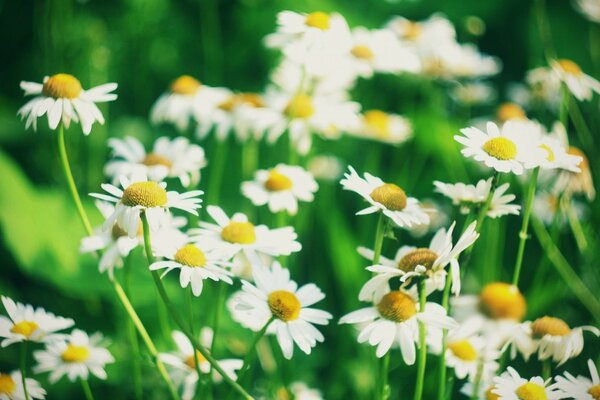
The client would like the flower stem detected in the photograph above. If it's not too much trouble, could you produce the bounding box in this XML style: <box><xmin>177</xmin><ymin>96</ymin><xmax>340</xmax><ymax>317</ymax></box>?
<box><xmin>207</xmin><ymin>139</ymin><xmax>228</xmax><ymax>205</ymax></box>
<box><xmin>207</xmin><ymin>282</ymin><xmax>227</xmax><ymax>396</ymax></box>
<box><xmin>236</xmin><ymin>317</ymin><xmax>274</xmax><ymax>387</ymax></box>
<box><xmin>512</xmin><ymin>167</ymin><xmax>540</xmax><ymax>286</ymax></box>
<box><xmin>566</xmin><ymin>202</ymin><xmax>588</xmax><ymax>251</ymax></box>
<box><xmin>475</xmin><ymin>172</ymin><xmax>499</xmax><ymax>232</ymax></box>
<box><xmin>186</xmin><ymin>288</ymin><xmax>204</xmax><ymax>392</ymax></box>
<box><xmin>140</xmin><ymin>214</ymin><xmax>253</xmax><ymax>400</ymax></box>
<box><xmin>373</xmin><ymin>212</ymin><xmax>386</xmax><ymax>265</ymax></box>
<box><xmin>568</xmin><ymin>95</ymin><xmax>594</xmax><ymax>149</ymax></box>
<box><xmin>378</xmin><ymin>352</ymin><xmax>391</xmax><ymax>400</ymax></box>
<box><xmin>242</xmin><ymin>138</ymin><xmax>258</xmax><ymax>180</ymax></box>
<box><xmin>470</xmin><ymin>359</ymin><xmax>485</xmax><ymax>400</ymax></box>
<box><xmin>413</xmin><ymin>279</ymin><xmax>428</xmax><ymax>400</ymax></box>
<box><xmin>437</xmin><ymin>273</ymin><xmax>452</xmax><ymax>400</ymax></box>
<box><xmin>80</xmin><ymin>379</ymin><xmax>95</xmax><ymax>400</ymax></box>
<box><xmin>123</xmin><ymin>255</ymin><xmax>143</xmax><ymax>400</ymax></box>
<box><xmin>20</xmin><ymin>342</ymin><xmax>29</xmax><ymax>400</ymax></box>
<box><xmin>542</xmin><ymin>360</ymin><xmax>552</xmax><ymax>380</ymax></box>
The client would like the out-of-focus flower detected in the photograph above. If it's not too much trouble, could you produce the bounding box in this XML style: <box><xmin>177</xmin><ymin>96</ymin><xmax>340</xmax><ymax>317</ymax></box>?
<box><xmin>574</xmin><ymin>0</ymin><xmax>600</xmax><ymax>23</ymax></box>
<box><xmin>348</xmin><ymin>110</ymin><xmax>412</xmax><ymax>145</ymax></box>
<box><xmin>554</xmin><ymin>359</ymin><xmax>600</xmax><ymax>399</ymax></box>
<box><xmin>449</xmin><ymin>82</ymin><xmax>497</xmax><ymax>106</ymax></box>
<box><xmin>491</xmin><ymin>367</ymin><xmax>562</xmax><ymax>399</ymax></box>
<box><xmin>0</xmin><ymin>371</ymin><xmax>46</xmax><ymax>400</ymax></box>
<box><xmin>533</xmin><ymin>192</ymin><xmax>586</xmax><ymax>226</ymax></box>
<box><xmin>406</xmin><ymin>199</ymin><xmax>448</xmax><ymax>238</ymax></box>
<box><xmin>551</xmin><ymin>59</ymin><xmax>600</xmax><ymax>101</ymax></box>
<box><xmin>495</xmin><ymin>102</ymin><xmax>527</xmax><ymax>123</ymax></box>
<box><xmin>288</xmin><ymin>382</ymin><xmax>323</xmax><ymax>400</ymax></box>
<box><xmin>307</xmin><ymin>154</ymin><xmax>344</xmax><ymax>181</ymax></box>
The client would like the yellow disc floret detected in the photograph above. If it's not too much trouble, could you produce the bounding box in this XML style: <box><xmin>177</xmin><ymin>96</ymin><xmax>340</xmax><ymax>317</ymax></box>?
<box><xmin>531</xmin><ymin>316</ymin><xmax>571</xmax><ymax>337</ymax></box>
<box><xmin>370</xmin><ymin>183</ymin><xmax>407</xmax><ymax>211</ymax></box>
<box><xmin>265</xmin><ymin>170</ymin><xmax>293</xmax><ymax>191</ymax></box>
<box><xmin>305</xmin><ymin>12</ymin><xmax>330</xmax><ymax>30</ymax></box>
<box><xmin>538</xmin><ymin>144</ymin><xmax>555</xmax><ymax>162</ymax></box>
<box><xmin>174</xmin><ymin>244</ymin><xmax>207</xmax><ymax>268</ymax></box>
<box><xmin>121</xmin><ymin>181</ymin><xmax>168</xmax><ymax>208</ymax></box>
<box><xmin>61</xmin><ymin>344</ymin><xmax>90</xmax><ymax>363</ymax></box>
<box><xmin>170</xmin><ymin>75</ymin><xmax>202</xmax><ymax>95</ymax></box>
<box><xmin>404</xmin><ymin>21</ymin><xmax>422</xmax><ymax>40</ymax></box>
<box><xmin>496</xmin><ymin>102</ymin><xmax>526</xmax><ymax>122</ymax></box>
<box><xmin>588</xmin><ymin>384</ymin><xmax>600</xmax><ymax>400</ymax></box>
<box><xmin>219</xmin><ymin>93</ymin><xmax>264</xmax><ymax>111</ymax></box>
<box><xmin>516</xmin><ymin>382</ymin><xmax>547</xmax><ymax>400</ymax></box>
<box><xmin>377</xmin><ymin>291</ymin><xmax>417</xmax><ymax>322</ymax></box>
<box><xmin>0</xmin><ymin>374</ymin><xmax>16</xmax><ymax>395</ymax></box>
<box><xmin>10</xmin><ymin>321</ymin><xmax>40</xmax><ymax>338</ymax></box>
<box><xmin>221</xmin><ymin>222</ymin><xmax>256</xmax><ymax>244</ymax></box>
<box><xmin>184</xmin><ymin>350</ymin><xmax>207</xmax><ymax>370</ymax></box>
<box><xmin>398</xmin><ymin>248</ymin><xmax>438</xmax><ymax>272</ymax></box>
<box><xmin>485</xmin><ymin>386</ymin><xmax>500</xmax><ymax>400</ymax></box>
<box><xmin>482</xmin><ymin>137</ymin><xmax>518</xmax><ymax>160</ymax></box>
<box><xmin>352</xmin><ymin>45</ymin><xmax>375</xmax><ymax>60</ymax></box>
<box><xmin>479</xmin><ymin>282</ymin><xmax>526</xmax><ymax>321</ymax></box>
<box><xmin>448</xmin><ymin>340</ymin><xmax>478</xmax><ymax>361</ymax></box>
<box><xmin>268</xmin><ymin>290</ymin><xmax>301</xmax><ymax>321</ymax></box>
<box><xmin>364</xmin><ymin>110</ymin><xmax>390</xmax><ymax>138</ymax></box>
<box><xmin>558</xmin><ymin>59</ymin><xmax>582</xmax><ymax>75</ymax></box>
<box><xmin>284</xmin><ymin>94</ymin><xmax>315</xmax><ymax>119</ymax></box>
<box><xmin>143</xmin><ymin>153</ymin><xmax>173</xmax><ymax>168</ymax></box>
<box><xmin>42</xmin><ymin>73</ymin><xmax>82</xmax><ymax>99</ymax></box>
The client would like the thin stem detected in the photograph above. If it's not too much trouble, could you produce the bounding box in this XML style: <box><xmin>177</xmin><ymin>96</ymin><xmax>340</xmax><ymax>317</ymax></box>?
<box><xmin>437</xmin><ymin>273</ymin><xmax>452</xmax><ymax>400</ymax></box>
<box><xmin>475</xmin><ymin>172</ymin><xmax>499</xmax><ymax>232</ymax></box>
<box><xmin>559</xmin><ymin>84</ymin><xmax>569</xmax><ymax>130</ymax></box>
<box><xmin>372</xmin><ymin>212</ymin><xmax>386</xmax><ymax>265</ymax></box>
<box><xmin>413</xmin><ymin>279</ymin><xmax>428</xmax><ymax>400</ymax></box>
<box><xmin>378</xmin><ymin>353</ymin><xmax>391</xmax><ymax>400</ymax></box>
<box><xmin>242</xmin><ymin>138</ymin><xmax>258</xmax><ymax>180</ymax></box>
<box><xmin>207</xmin><ymin>139</ymin><xmax>228</xmax><ymax>205</ymax></box>
<box><xmin>236</xmin><ymin>318</ymin><xmax>274</xmax><ymax>385</ymax></box>
<box><xmin>566</xmin><ymin>200</ymin><xmax>588</xmax><ymax>251</ymax></box>
<box><xmin>568</xmin><ymin>96</ymin><xmax>594</xmax><ymax>149</ymax></box>
<box><xmin>207</xmin><ymin>283</ymin><xmax>227</xmax><ymax>395</ymax></box>
<box><xmin>542</xmin><ymin>360</ymin><xmax>552</xmax><ymax>380</ymax></box>
<box><xmin>80</xmin><ymin>379</ymin><xmax>94</xmax><ymax>400</ymax></box>
<box><xmin>470</xmin><ymin>359</ymin><xmax>485</xmax><ymax>400</ymax></box>
<box><xmin>123</xmin><ymin>255</ymin><xmax>143</xmax><ymax>400</ymax></box>
<box><xmin>512</xmin><ymin>167</ymin><xmax>540</xmax><ymax>286</ymax></box>
<box><xmin>186</xmin><ymin>288</ymin><xmax>203</xmax><ymax>392</ymax></box>
<box><xmin>20</xmin><ymin>342</ymin><xmax>29</xmax><ymax>400</ymax></box>
<box><xmin>533</xmin><ymin>0</ymin><xmax>556</xmax><ymax>62</ymax></box>
<box><xmin>140</xmin><ymin>215</ymin><xmax>253</xmax><ymax>400</ymax></box>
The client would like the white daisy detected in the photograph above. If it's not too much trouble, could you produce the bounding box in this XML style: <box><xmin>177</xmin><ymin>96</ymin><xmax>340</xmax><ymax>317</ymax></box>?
<box><xmin>554</xmin><ymin>359</ymin><xmax>600</xmax><ymax>400</ymax></box>
<box><xmin>495</xmin><ymin>102</ymin><xmax>528</xmax><ymax>123</ymax></box>
<box><xmin>524</xmin><ymin>121</ymin><xmax>583</xmax><ymax>172</ymax></box>
<box><xmin>449</xmin><ymin>81</ymin><xmax>497</xmax><ymax>106</ymax></box>
<box><xmin>289</xmin><ymin>382</ymin><xmax>323</xmax><ymax>400</ymax></box>
<box><xmin>348</xmin><ymin>110</ymin><xmax>412</xmax><ymax>145</ymax></box>
<box><xmin>90</xmin><ymin>173</ymin><xmax>203</xmax><ymax>238</ymax></box>
<box><xmin>574</xmin><ymin>0</ymin><xmax>600</xmax><ymax>23</ymax></box>
<box><xmin>18</xmin><ymin>74</ymin><xmax>117</xmax><ymax>134</ymax></box>
<box><xmin>306</xmin><ymin>154</ymin><xmax>344</xmax><ymax>182</ymax></box>
<box><xmin>492</xmin><ymin>367</ymin><xmax>562</xmax><ymax>400</ymax></box>
<box><xmin>33</xmin><ymin>329</ymin><xmax>114</xmax><ymax>383</ymax></box>
<box><xmin>551</xmin><ymin>59</ymin><xmax>600</xmax><ymax>101</ymax></box>
<box><xmin>241</xmin><ymin>164</ymin><xmax>318</xmax><ymax>215</ymax></box>
<box><xmin>189</xmin><ymin>205</ymin><xmax>301</xmax><ymax>265</ymax></box>
<box><xmin>230</xmin><ymin>261</ymin><xmax>332</xmax><ymax>359</ymax></box>
<box><xmin>340</xmin><ymin>166</ymin><xmax>430</xmax><ymax>228</ymax></box>
<box><xmin>0</xmin><ymin>371</ymin><xmax>46</xmax><ymax>400</ymax></box>
<box><xmin>339</xmin><ymin>290</ymin><xmax>457</xmax><ymax>363</ymax></box>
<box><xmin>159</xmin><ymin>329</ymin><xmax>242</xmax><ymax>400</ymax></box>
<box><xmin>104</xmin><ymin>136</ymin><xmax>207</xmax><ymax>188</ymax></box>
<box><xmin>0</xmin><ymin>296</ymin><xmax>74</xmax><ymax>347</ymax></box>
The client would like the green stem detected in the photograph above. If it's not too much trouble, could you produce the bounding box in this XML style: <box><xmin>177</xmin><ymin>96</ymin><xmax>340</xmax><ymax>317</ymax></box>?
<box><xmin>437</xmin><ymin>274</ymin><xmax>452</xmax><ymax>400</ymax></box>
<box><xmin>20</xmin><ymin>342</ymin><xmax>29</xmax><ymax>400</ymax></box>
<box><xmin>568</xmin><ymin>96</ymin><xmax>594</xmax><ymax>149</ymax></box>
<box><xmin>378</xmin><ymin>353</ymin><xmax>391</xmax><ymax>400</ymax></box>
<box><xmin>475</xmin><ymin>172</ymin><xmax>499</xmax><ymax>232</ymax></box>
<box><xmin>533</xmin><ymin>0</ymin><xmax>556</xmax><ymax>62</ymax></box>
<box><xmin>207</xmin><ymin>139</ymin><xmax>228</xmax><ymax>206</ymax></box>
<box><xmin>512</xmin><ymin>167</ymin><xmax>539</xmax><ymax>286</ymax></box>
<box><xmin>559</xmin><ymin>84</ymin><xmax>569</xmax><ymax>130</ymax></box>
<box><xmin>413</xmin><ymin>279</ymin><xmax>428</xmax><ymax>400</ymax></box>
<box><xmin>242</xmin><ymin>138</ymin><xmax>258</xmax><ymax>180</ymax></box>
<box><xmin>80</xmin><ymin>379</ymin><xmax>94</xmax><ymax>400</ymax></box>
<box><xmin>542</xmin><ymin>360</ymin><xmax>552</xmax><ymax>380</ymax></box>
<box><xmin>470</xmin><ymin>359</ymin><xmax>485</xmax><ymax>400</ymax></box>
<box><xmin>566</xmin><ymin>201</ymin><xmax>588</xmax><ymax>251</ymax></box>
<box><xmin>140</xmin><ymin>215</ymin><xmax>253</xmax><ymax>400</ymax></box>
<box><xmin>237</xmin><ymin>318</ymin><xmax>274</xmax><ymax>385</ymax></box>
<box><xmin>372</xmin><ymin>212</ymin><xmax>386</xmax><ymax>265</ymax></box>
<box><xmin>208</xmin><ymin>283</ymin><xmax>227</xmax><ymax>395</ymax></box>
<box><xmin>186</xmin><ymin>288</ymin><xmax>203</xmax><ymax>396</ymax></box>
<box><xmin>123</xmin><ymin>255</ymin><xmax>143</xmax><ymax>400</ymax></box>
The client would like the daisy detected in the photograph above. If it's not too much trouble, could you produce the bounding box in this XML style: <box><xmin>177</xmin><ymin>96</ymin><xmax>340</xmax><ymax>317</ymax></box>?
<box><xmin>492</xmin><ymin>367</ymin><xmax>562</xmax><ymax>399</ymax></box>
<box><xmin>554</xmin><ymin>359</ymin><xmax>600</xmax><ymax>400</ymax></box>
<box><xmin>104</xmin><ymin>136</ymin><xmax>207</xmax><ymax>188</ymax></box>
<box><xmin>454</xmin><ymin>121</ymin><xmax>546</xmax><ymax>175</ymax></box>
<box><xmin>495</xmin><ymin>102</ymin><xmax>527</xmax><ymax>123</ymax></box>
<box><xmin>0</xmin><ymin>296</ymin><xmax>74</xmax><ymax>347</ymax></box>
<box><xmin>551</xmin><ymin>59</ymin><xmax>600</xmax><ymax>101</ymax></box>
<box><xmin>230</xmin><ymin>261</ymin><xmax>332</xmax><ymax>359</ymax></box>
<box><xmin>386</xmin><ymin>15</ymin><xmax>457</xmax><ymax>52</ymax></box>
<box><xmin>307</xmin><ymin>154</ymin><xmax>344</xmax><ymax>181</ymax></box>
<box><xmin>339</xmin><ymin>290</ymin><xmax>457</xmax><ymax>363</ymax></box>
<box><xmin>574</xmin><ymin>0</ymin><xmax>600</xmax><ymax>23</ymax></box>
<box><xmin>436</xmin><ymin>43</ymin><xmax>501</xmax><ymax>80</ymax></box>
<box><xmin>159</xmin><ymin>329</ymin><xmax>242</xmax><ymax>400</ymax></box>
<box><xmin>449</xmin><ymin>82</ymin><xmax>497</xmax><ymax>106</ymax></box>
<box><xmin>90</xmin><ymin>173</ymin><xmax>203</xmax><ymax>238</ymax></box>
<box><xmin>189</xmin><ymin>205</ymin><xmax>301</xmax><ymax>265</ymax></box>
<box><xmin>18</xmin><ymin>74</ymin><xmax>117</xmax><ymax>134</ymax></box>
<box><xmin>0</xmin><ymin>371</ymin><xmax>46</xmax><ymax>400</ymax></box>
<box><xmin>150</xmin><ymin>234</ymin><xmax>233</xmax><ymax>297</ymax></box>
<box><xmin>340</xmin><ymin>166</ymin><xmax>430</xmax><ymax>228</ymax></box>
<box><xmin>349</xmin><ymin>110</ymin><xmax>412</xmax><ymax>145</ymax></box>
<box><xmin>288</xmin><ymin>382</ymin><xmax>323</xmax><ymax>400</ymax></box>
<box><xmin>241</xmin><ymin>164</ymin><xmax>318</xmax><ymax>215</ymax></box>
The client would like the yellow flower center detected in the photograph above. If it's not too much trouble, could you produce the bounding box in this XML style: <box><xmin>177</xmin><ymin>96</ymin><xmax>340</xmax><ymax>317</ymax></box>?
<box><xmin>398</xmin><ymin>248</ymin><xmax>439</xmax><ymax>272</ymax></box>
<box><xmin>370</xmin><ymin>183</ymin><xmax>407</xmax><ymax>211</ymax></box>
<box><xmin>496</xmin><ymin>102</ymin><xmax>526</xmax><ymax>122</ymax></box>
<box><xmin>479</xmin><ymin>282</ymin><xmax>526</xmax><ymax>321</ymax></box>
<box><xmin>42</xmin><ymin>73</ymin><xmax>82</xmax><ymax>99</ymax></box>
<box><xmin>170</xmin><ymin>75</ymin><xmax>202</xmax><ymax>95</ymax></box>
<box><xmin>174</xmin><ymin>244</ymin><xmax>207</xmax><ymax>268</ymax></box>
<box><xmin>61</xmin><ymin>344</ymin><xmax>90</xmax><ymax>363</ymax></box>
<box><xmin>377</xmin><ymin>291</ymin><xmax>417</xmax><ymax>322</ymax></box>
<box><xmin>352</xmin><ymin>45</ymin><xmax>375</xmax><ymax>60</ymax></box>
<box><xmin>364</xmin><ymin>110</ymin><xmax>391</xmax><ymax>138</ymax></box>
<box><xmin>121</xmin><ymin>181</ymin><xmax>168</xmax><ymax>208</ymax></box>
<box><xmin>184</xmin><ymin>350</ymin><xmax>207</xmax><ymax>370</ymax></box>
<box><xmin>482</xmin><ymin>137</ymin><xmax>518</xmax><ymax>160</ymax></box>
<box><xmin>112</xmin><ymin>221</ymin><xmax>142</xmax><ymax>239</ymax></box>
<box><xmin>221</xmin><ymin>222</ymin><xmax>256</xmax><ymax>244</ymax></box>
<box><xmin>568</xmin><ymin>146</ymin><xmax>589</xmax><ymax>170</ymax></box>
<box><xmin>516</xmin><ymin>382</ymin><xmax>547</xmax><ymax>400</ymax></box>
<box><xmin>558</xmin><ymin>59</ymin><xmax>582</xmax><ymax>75</ymax></box>
<box><xmin>0</xmin><ymin>374</ymin><xmax>16</xmax><ymax>395</ymax></box>
<box><xmin>268</xmin><ymin>290</ymin><xmax>301</xmax><ymax>321</ymax></box>
<box><xmin>143</xmin><ymin>153</ymin><xmax>173</xmax><ymax>168</ymax></box>
<box><xmin>404</xmin><ymin>21</ymin><xmax>422</xmax><ymax>40</ymax></box>
<box><xmin>284</xmin><ymin>94</ymin><xmax>315</xmax><ymax>119</ymax></box>
<box><xmin>305</xmin><ymin>12</ymin><xmax>330</xmax><ymax>30</ymax></box>
<box><xmin>448</xmin><ymin>340</ymin><xmax>478</xmax><ymax>361</ymax></box>
<box><xmin>588</xmin><ymin>384</ymin><xmax>600</xmax><ymax>400</ymax></box>
<box><xmin>10</xmin><ymin>321</ymin><xmax>40</xmax><ymax>338</ymax></box>
<box><xmin>531</xmin><ymin>316</ymin><xmax>571</xmax><ymax>337</ymax></box>
<box><xmin>219</xmin><ymin>93</ymin><xmax>264</xmax><ymax>111</ymax></box>
<box><xmin>265</xmin><ymin>170</ymin><xmax>293</xmax><ymax>191</ymax></box>
<box><xmin>485</xmin><ymin>386</ymin><xmax>500</xmax><ymax>400</ymax></box>
<box><xmin>538</xmin><ymin>144</ymin><xmax>555</xmax><ymax>162</ymax></box>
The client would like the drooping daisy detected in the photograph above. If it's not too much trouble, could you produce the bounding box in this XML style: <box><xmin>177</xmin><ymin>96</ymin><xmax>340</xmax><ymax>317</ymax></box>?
<box><xmin>230</xmin><ymin>261</ymin><xmax>332</xmax><ymax>359</ymax></box>
<box><xmin>241</xmin><ymin>164</ymin><xmax>318</xmax><ymax>215</ymax></box>
<box><xmin>574</xmin><ymin>0</ymin><xmax>600</xmax><ymax>23</ymax></box>
<box><xmin>0</xmin><ymin>371</ymin><xmax>46</xmax><ymax>400</ymax></box>
<box><xmin>90</xmin><ymin>173</ymin><xmax>203</xmax><ymax>238</ymax></box>
<box><xmin>340</xmin><ymin>166</ymin><xmax>430</xmax><ymax>228</ymax></box>
<box><xmin>551</xmin><ymin>59</ymin><xmax>600</xmax><ymax>101</ymax></box>
<box><xmin>18</xmin><ymin>74</ymin><xmax>117</xmax><ymax>134</ymax></box>
<box><xmin>339</xmin><ymin>290</ymin><xmax>457</xmax><ymax>363</ymax></box>
<box><xmin>33</xmin><ymin>329</ymin><xmax>114</xmax><ymax>383</ymax></box>
<box><xmin>159</xmin><ymin>329</ymin><xmax>242</xmax><ymax>400</ymax></box>
<box><xmin>189</xmin><ymin>206</ymin><xmax>301</xmax><ymax>265</ymax></box>
<box><xmin>0</xmin><ymin>296</ymin><xmax>74</xmax><ymax>347</ymax></box>
<box><xmin>554</xmin><ymin>359</ymin><xmax>600</xmax><ymax>400</ymax></box>
<box><xmin>491</xmin><ymin>367</ymin><xmax>562</xmax><ymax>400</ymax></box>
<box><xmin>104</xmin><ymin>136</ymin><xmax>207</xmax><ymax>188</ymax></box>
<box><xmin>349</xmin><ymin>110</ymin><xmax>412</xmax><ymax>145</ymax></box>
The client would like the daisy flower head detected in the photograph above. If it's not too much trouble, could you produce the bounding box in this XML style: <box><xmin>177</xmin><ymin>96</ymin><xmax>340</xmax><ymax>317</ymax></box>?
<box><xmin>449</xmin><ymin>81</ymin><xmax>497</xmax><ymax>106</ymax></box>
<box><xmin>496</xmin><ymin>102</ymin><xmax>527</xmax><ymax>124</ymax></box>
<box><xmin>288</xmin><ymin>382</ymin><xmax>323</xmax><ymax>400</ymax></box>
<box><xmin>555</xmin><ymin>358</ymin><xmax>600</xmax><ymax>400</ymax></box>
<box><xmin>386</xmin><ymin>15</ymin><xmax>456</xmax><ymax>51</ymax></box>
<box><xmin>307</xmin><ymin>154</ymin><xmax>344</xmax><ymax>182</ymax></box>
<box><xmin>478</xmin><ymin>282</ymin><xmax>527</xmax><ymax>322</ymax></box>
<box><xmin>33</xmin><ymin>329</ymin><xmax>114</xmax><ymax>383</ymax></box>
<box><xmin>105</xmin><ymin>136</ymin><xmax>207</xmax><ymax>188</ymax></box>
<box><xmin>349</xmin><ymin>110</ymin><xmax>412</xmax><ymax>145</ymax></box>
<box><xmin>0</xmin><ymin>296</ymin><xmax>74</xmax><ymax>347</ymax></box>
<box><xmin>340</xmin><ymin>166</ymin><xmax>430</xmax><ymax>228</ymax></box>
<box><xmin>230</xmin><ymin>261</ymin><xmax>332</xmax><ymax>359</ymax></box>
<box><xmin>574</xmin><ymin>0</ymin><xmax>600</xmax><ymax>23</ymax></box>
<box><xmin>18</xmin><ymin>74</ymin><xmax>117</xmax><ymax>134</ymax></box>
<box><xmin>90</xmin><ymin>173</ymin><xmax>203</xmax><ymax>238</ymax></box>
<box><xmin>190</xmin><ymin>205</ymin><xmax>301</xmax><ymax>266</ymax></box>
<box><xmin>492</xmin><ymin>367</ymin><xmax>562</xmax><ymax>400</ymax></box>
<box><xmin>0</xmin><ymin>371</ymin><xmax>46</xmax><ymax>400</ymax></box>
<box><xmin>241</xmin><ymin>164</ymin><xmax>318</xmax><ymax>215</ymax></box>
<box><xmin>339</xmin><ymin>290</ymin><xmax>457</xmax><ymax>363</ymax></box>
<box><xmin>551</xmin><ymin>59</ymin><xmax>600</xmax><ymax>101</ymax></box>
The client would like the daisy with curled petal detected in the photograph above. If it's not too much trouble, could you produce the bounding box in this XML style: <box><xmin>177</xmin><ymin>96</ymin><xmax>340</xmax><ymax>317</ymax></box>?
<box><xmin>104</xmin><ymin>136</ymin><xmax>207</xmax><ymax>188</ymax></box>
<box><xmin>492</xmin><ymin>367</ymin><xmax>562</xmax><ymax>400</ymax></box>
<box><xmin>189</xmin><ymin>206</ymin><xmax>301</xmax><ymax>265</ymax></box>
<box><xmin>0</xmin><ymin>371</ymin><xmax>46</xmax><ymax>400</ymax></box>
<box><xmin>551</xmin><ymin>59</ymin><xmax>600</xmax><ymax>101</ymax></box>
<box><xmin>90</xmin><ymin>173</ymin><xmax>203</xmax><ymax>238</ymax></box>
<box><xmin>0</xmin><ymin>296</ymin><xmax>74</xmax><ymax>347</ymax></box>
<box><xmin>159</xmin><ymin>329</ymin><xmax>242</xmax><ymax>400</ymax></box>
<box><xmin>241</xmin><ymin>164</ymin><xmax>318</xmax><ymax>215</ymax></box>
<box><xmin>555</xmin><ymin>359</ymin><xmax>600</xmax><ymax>400</ymax></box>
<box><xmin>18</xmin><ymin>74</ymin><xmax>117</xmax><ymax>134</ymax></box>
<box><xmin>339</xmin><ymin>290</ymin><xmax>457</xmax><ymax>363</ymax></box>
<box><xmin>230</xmin><ymin>261</ymin><xmax>332</xmax><ymax>360</ymax></box>
<box><xmin>33</xmin><ymin>329</ymin><xmax>114</xmax><ymax>383</ymax></box>
<box><xmin>348</xmin><ymin>110</ymin><xmax>412</xmax><ymax>145</ymax></box>
<box><xmin>340</xmin><ymin>166</ymin><xmax>430</xmax><ymax>228</ymax></box>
